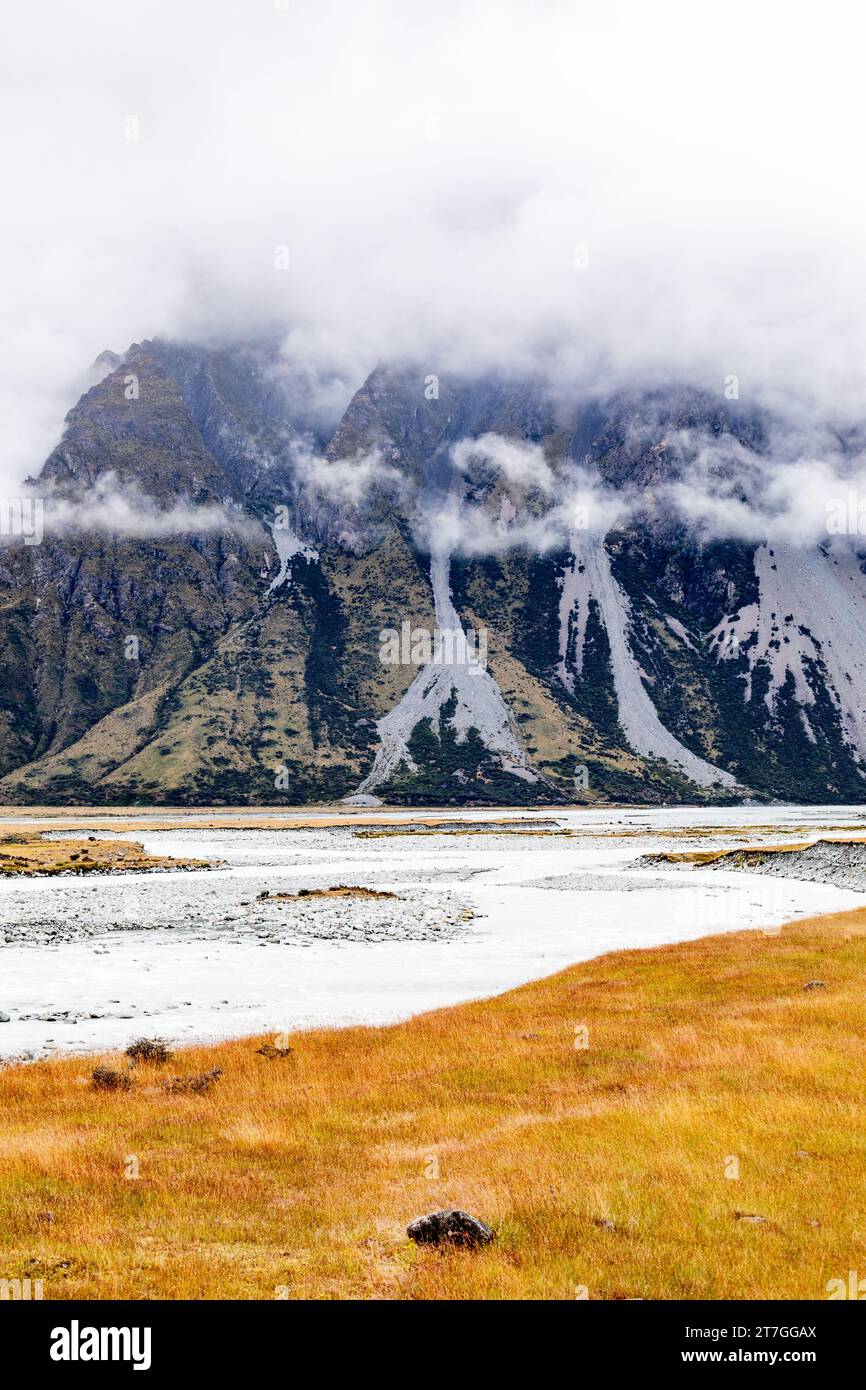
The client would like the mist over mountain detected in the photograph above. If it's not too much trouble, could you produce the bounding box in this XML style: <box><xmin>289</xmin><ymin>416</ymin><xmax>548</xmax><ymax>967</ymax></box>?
<box><xmin>1</xmin><ymin>336</ymin><xmax>865</xmax><ymax>807</ymax></box>
<box><xmin>4</xmin><ymin>1</ymin><xmax>866</xmax><ymax>492</ymax></box>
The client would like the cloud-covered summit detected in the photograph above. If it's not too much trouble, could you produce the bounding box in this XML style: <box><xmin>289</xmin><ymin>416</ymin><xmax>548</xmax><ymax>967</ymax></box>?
<box><xmin>2</xmin><ymin>0</ymin><xmax>866</xmax><ymax>497</ymax></box>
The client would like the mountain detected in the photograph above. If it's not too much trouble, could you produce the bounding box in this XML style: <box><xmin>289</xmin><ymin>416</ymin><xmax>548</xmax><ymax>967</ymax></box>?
<box><xmin>1</xmin><ymin>338</ymin><xmax>865</xmax><ymax>806</ymax></box>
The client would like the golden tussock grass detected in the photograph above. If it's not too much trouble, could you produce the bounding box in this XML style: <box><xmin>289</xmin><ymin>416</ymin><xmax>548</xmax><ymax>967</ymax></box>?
<box><xmin>0</xmin><ymin>811</ymin><xmax>555</xmax><ymax>838</ymax></box>
<box><xmin>653</xmin><ymin>835</ymin><xmax>866</xmax><ymax>865</ymax></box>
<box><xmin>0</xmin><ymin>831</ymin><xmax>208</xmax><ymax>876</ymax></box>
<box><xmin>1</xmin><ymin>906</ymin><xmax>865</xmax><ymax>1300</ymax></box>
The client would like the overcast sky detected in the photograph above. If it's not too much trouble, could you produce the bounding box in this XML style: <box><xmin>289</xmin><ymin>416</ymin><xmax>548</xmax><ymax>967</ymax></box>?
<box><xmin>2</xmin><ymin>0</ymin><xmax>866</xmax><ymax>490</ymax></box>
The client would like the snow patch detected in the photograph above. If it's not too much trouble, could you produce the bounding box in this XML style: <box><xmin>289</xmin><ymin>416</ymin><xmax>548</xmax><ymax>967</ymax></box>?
<box><xmin>665</xmin><ymin>615</ymin><xmax>697</xmax><ymax>652</ymax></box>
<box><xmin>559</xmin><ymin>537</ymin><xmax>738</xmax><ymax>789</ymax></box>
<box><xmin>266</xmin><ymin>523</ymin><xmax>319</xmax><ymax>593</ymax></box>
<box><xmin>358</xmin><ymin>549</ymin><xmax>537</xmax><ymax>792</ymax></box>
<box><xmin>710</xmin><ymin>542</ymin><xmax>866</xmax><ymax>763</ymax></box>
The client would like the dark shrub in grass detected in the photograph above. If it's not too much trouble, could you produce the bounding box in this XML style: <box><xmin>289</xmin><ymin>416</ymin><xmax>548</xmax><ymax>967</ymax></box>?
<box><xmin>256</xmin><ymin>1042</ymin><xmax>294</xmax><ymax>1059</ymax></box>
<box><xmin>162</xmin><ymin>1068</ymin><xmax>222</xmax><ymax>1096</ymax></box>
<box><xmin>125</xmin><ymin>1037</ymin><xmax>174</xmax><ymax>1065</ymax></box>
<box><xmin>92</xmin><ymin>1066</ymin><xmax>134</xmax><ymax>1092</ymax></box>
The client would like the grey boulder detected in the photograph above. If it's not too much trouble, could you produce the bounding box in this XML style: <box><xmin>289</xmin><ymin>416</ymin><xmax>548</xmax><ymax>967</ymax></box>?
<box><xmin>407</xmin><ymin>1209</ymin><xmax>495</xmax><ymax>1249</ymax></box>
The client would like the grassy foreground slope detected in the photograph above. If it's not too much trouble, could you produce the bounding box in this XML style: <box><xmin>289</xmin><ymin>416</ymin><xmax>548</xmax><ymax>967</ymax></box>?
<box><xmin>2</xmin><ymin>907</ymin><xmax>865</xmax><ymax>1300</ymax></box>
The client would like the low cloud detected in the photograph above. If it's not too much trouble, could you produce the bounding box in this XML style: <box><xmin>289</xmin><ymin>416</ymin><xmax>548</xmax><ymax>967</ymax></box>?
<box><xmin>2</xmin><ymin>1</ymin><xmax>866</xmax><ymax>496</ymax></box>
<box><xmin>664</xmin><ymin>426</ymin><xmax>866</xmax><ymax>547</ymax></box>
<box><xmin>292</xmin><ymin>445</ymin><xmax>407</xmax><ymax>508</ymax></box>
<box><xmin>452</xmin><ymin>434</ymin><xmax>558</xmax><ymax>495</ymax></box>
<box><xmin>419</xmin><ymin>438</ymin><xmax>636</xmax><ymax>556</ymax></box>
<box><xmin>30</xmin><ymin>476</ymin><xmax>258</xmax><ymax>542</ymax></box>
<box><xmin>5</xmin><ymin>425</ymin><xmax>865</xmax><ymax>558</ymax></box>
<box><xmin>417</xmin><ymin>429</ymin><xmax>866</xmax><ymax>557</ymax></box>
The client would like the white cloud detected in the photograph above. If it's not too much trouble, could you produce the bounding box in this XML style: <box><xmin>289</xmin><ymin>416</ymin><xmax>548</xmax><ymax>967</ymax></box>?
<box><xmin>2</xmin><ymin>0</ymin><xmax>866</xmax><ymax>505</ymax></box>
<box><xmin>421</xmin><ymin>427</ymin><xmax>866</xmax><ymax>557</ymax></box>
<box><xmin>35</xmin><ymin>476</ymin><xmax>257</xmax><ymax>541</ymax></box>
<box><xmin>420</xmin><ymin>439</ymin><xmax>636</xmax><ymax>555</ymax></box>
<box><xmin>665</xmin><ymin>427</ymin><xmax>866</xmax><ymax>547</ymax></box>
<box><xmin>452</xmin><ymin>434</ymin><xmax>557</xmax><ymax>494</ymax></box>
<box><xmin>292</xmin><ymin>444</ymin><xmax>407</xmax><ymax>506</ymax></box>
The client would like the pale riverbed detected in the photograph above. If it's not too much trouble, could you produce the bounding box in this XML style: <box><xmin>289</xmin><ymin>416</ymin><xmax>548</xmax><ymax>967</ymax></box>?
<box><xmin>1</xmin><ymin>805</ymin><xmax>864</xmax><ymax>1059</ymax></box>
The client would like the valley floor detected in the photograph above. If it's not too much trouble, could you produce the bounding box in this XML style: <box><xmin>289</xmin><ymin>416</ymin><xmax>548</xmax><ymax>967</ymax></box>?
<box><xmin>3</xmin><ymin>805</ymin><xmax>865</xmax><ymax>1058</ymax></box>
<box><xmin>2</xmin><ymin>903</ymin><xmax>864</xmax><ymax>1300</ymax></box>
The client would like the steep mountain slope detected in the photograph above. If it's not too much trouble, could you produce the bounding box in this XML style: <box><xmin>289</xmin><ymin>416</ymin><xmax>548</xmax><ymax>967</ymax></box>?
<box><xmin>1</xmin><ymin>340</ymin><xmax>864</xmax><ymax>805</ymax></box>
<box><xmin>0</xmin><ymin>346</ymin><xmax>272</xmax><ymax>792</ymax></box>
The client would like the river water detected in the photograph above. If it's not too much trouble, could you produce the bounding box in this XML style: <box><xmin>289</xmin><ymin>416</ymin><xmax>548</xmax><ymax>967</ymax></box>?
<box><xmin>1</xmin><ymin>805</ymin><xmax>864</xmax><ymax>1059</ymax></box>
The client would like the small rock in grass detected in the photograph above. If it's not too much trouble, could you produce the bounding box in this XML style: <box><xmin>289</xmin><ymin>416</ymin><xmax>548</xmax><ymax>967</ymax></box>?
<box><xmin>407</xmin><ymin>1209</ymin><xmax>495</xmax><ymax>1249</ymax></box>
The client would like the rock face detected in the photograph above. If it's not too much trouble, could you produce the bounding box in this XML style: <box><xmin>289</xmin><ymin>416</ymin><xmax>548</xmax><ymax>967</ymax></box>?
<box><xmin>407</xmin><ymin>1209</ymin><xmax>495</xmax><ymax>1249</ymax></box>
<box><xmin>2</xmin><ymin>338</ymin><xmax>866</xmax><ymax>806</ymax></box>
